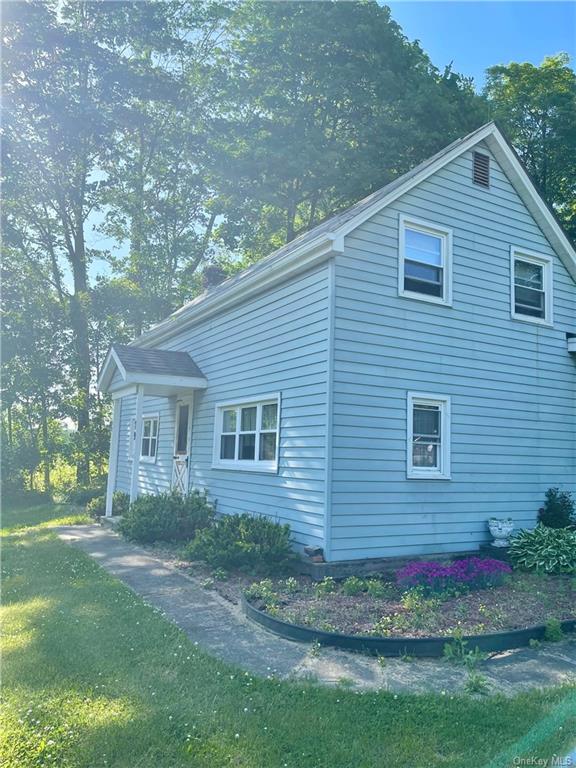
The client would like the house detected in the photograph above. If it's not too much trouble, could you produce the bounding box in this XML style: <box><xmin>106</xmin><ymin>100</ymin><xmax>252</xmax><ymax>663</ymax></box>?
<box><xmin>98</xmin><ymin>122</ymin><xmax>576</xmax><ymax>563</ymax></box>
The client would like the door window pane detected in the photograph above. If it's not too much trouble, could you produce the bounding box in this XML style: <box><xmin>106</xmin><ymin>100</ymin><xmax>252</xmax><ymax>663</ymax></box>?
<box><xmin>176</xmin><ymin>405</ymin><xmax>189</xmax><ymax>454</ymax></box>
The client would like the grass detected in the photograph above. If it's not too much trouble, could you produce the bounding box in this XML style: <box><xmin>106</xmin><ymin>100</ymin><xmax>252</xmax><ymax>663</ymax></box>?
<box><xmin>1</xmin><ymin>505</ymin><xmax>575</xmax><ymax>768</ymax></box>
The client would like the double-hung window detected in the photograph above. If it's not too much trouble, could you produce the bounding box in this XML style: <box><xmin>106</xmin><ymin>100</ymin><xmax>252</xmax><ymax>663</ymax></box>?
<box><xmin>511</xmin><ymin>248</ymin><xmax>553</xmax><ymax>325</ymax></box>
<box><xmin>140</xmin><ymin>416</ymin><xmax>159</xmax><ymax>461</ymax></box>
<box><xmin>213</xmin><ymin>395</ymin><xmax>280</xmax><ymax>472</ymax></box>
<box><xmin>407</xmin><ymin>393</ymin><xmax>451</xmax><ymax>479</ymax></box>
<box><xmin>399</xmin><ymin>215</ymin><xmax>452</xmax><ymax>305</ymax></box>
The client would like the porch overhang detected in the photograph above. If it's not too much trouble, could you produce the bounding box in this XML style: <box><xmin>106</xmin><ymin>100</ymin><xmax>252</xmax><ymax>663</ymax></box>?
<box><xmin>97</xmin><ymin>344</ymin><xmax>207</xmax><ymax>398</ymax></box>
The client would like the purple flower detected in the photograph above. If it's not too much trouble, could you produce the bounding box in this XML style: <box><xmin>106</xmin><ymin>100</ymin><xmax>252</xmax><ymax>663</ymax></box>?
<box><xmin>396</xmin><ymin>557</ymin><xmax>511</xmax><ymax>595</ymax></box>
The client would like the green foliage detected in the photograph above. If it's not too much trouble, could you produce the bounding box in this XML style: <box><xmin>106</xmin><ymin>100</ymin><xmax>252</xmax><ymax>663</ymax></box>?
<box><xmin>244</xmin><ymin>579</ymin><xmax>278</xmax><ymax>609</ymax></box>
<box><xmin>184</xmin><ymin>513</ymin><xmax>295</xmax><ymax>575</ymax></box>
<box><xmin>315</xmin><ymin>577</ymin><xmax>337</xmax><ymax>597</ymax></box>
<box><xmin>485</xmin><ymin>54</ymin><xmax>576</xmax><ymax>240</ymax></box>
<box><xmin>443</xmin><ymin>630</ymin><xmax>486</xmax><ymax>668</ymax></box>
<box><xmin>119</xmin><ymin>490</ymin><xmax>214</xmax><ymax>544</ymax></box>
<box><xmin>2</xmin><ymin>489</ymin><xmax>52</xmax><ymax>509</ymax></box>
<box><xmin>464</xmin><ymin>672</ymin><xmax>489</xmax><ymax>695</ymax></box>
<box><xmin>341</xmin><ymin>576</ymin><xmax>367</xmax><ymax>596</ymax></box>
<box><xmin>85</xmin><ymin>491</ymin><xmax>130</xmax><ymax>519</ymax></box>
<box><xmin>543</xmin><ymin>618</ymin><xmax>565</xmax><ymax>643</ymax></box>
<box><xmin>537</xmin><ymin>488</ymin><xmax>575</xmax><ymax>529</ymax></box>
<box><xmin>509</xmin><ymin>525</ymin><xmax>576</xmax><ymax>574</ymax></box>
<box><xmin>366</xmin><ymin>579</ymin><xmax>391</xmax><ymax>599</ymax></box>
<box><xmin>65</xmin><ymin>484</ymin><xmax>107</xmax><ymax>507</ymax></box>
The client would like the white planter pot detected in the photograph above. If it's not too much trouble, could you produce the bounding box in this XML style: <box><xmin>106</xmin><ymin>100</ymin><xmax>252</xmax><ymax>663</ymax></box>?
<box><xmin>488</xmin><ymin>518</ymin><xmax>514</xmax><ymax>548</ymax></box>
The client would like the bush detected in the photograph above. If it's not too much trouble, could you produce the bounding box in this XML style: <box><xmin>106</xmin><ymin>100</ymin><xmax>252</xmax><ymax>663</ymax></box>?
<box><xmin>185</xmin><ymin>513</ymin><xmax>295</xmax><ymax>575</ymax></box>
<box><xmin>65</xmin><ymin>484</ymin><xmax>106</xmax><ymax>507</ymax></box>
<box><xmin>509</xmin><ymin>525</ymin><xmax>576</xmax><ymax>574</ymax></box>
<box><xmin>341</xmin><ymin>576</ymin><xmax>366</xmax><ymax>596</ymax></box>
<box><xmin>86</xmin><ymin>492</ymin><xmax>130</xmax><ymax>519</ymax></box>
<box><xmin>118</xmin><ymin>490</ymin><xmax>214</xmax><ymax>544</ymax></box>
<box><xmin>396</xmin><ymin>557</ymin><xmax>512</xmax><ymax>596</ymax></box>
<box><xmin>537</xmin><ymin>488</ymin><xmax>575</xmax><ymax>529</ymax></box>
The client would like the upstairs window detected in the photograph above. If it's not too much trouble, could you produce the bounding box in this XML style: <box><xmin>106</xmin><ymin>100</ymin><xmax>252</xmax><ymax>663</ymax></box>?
<box><xmin>407</xmin><ymin>393</ymin><xmax>451</xmax><ymax>480</ymax></box>
<box><xmin>473</xmin><ymin>151</ymin><xmax>490</xmax><ymax>187</ymax></box>
<box><xmin>511</xmin><ymin>248</ymin><xmax>553</xmax><ymax>325</ymax></box>
<box><xmin>399</xmin><ymin>216</ymin><xmax>452</xmax><ymax>306</ymax></box>
<box><xmin>213</xmin><ymin>395</ymin><xmax>280</xmax><ymax>472</ymax></box>
<box><xmin>140</xmin><ymin>416</ymin><xmax>159</xmax><ymax>461</ymax></box>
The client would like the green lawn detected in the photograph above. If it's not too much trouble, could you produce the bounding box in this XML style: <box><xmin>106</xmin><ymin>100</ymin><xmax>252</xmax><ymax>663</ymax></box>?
<box><xmin>1</xmin><ymin>505</ymin><xmax>575</xmax><ymax>768</ymax></box>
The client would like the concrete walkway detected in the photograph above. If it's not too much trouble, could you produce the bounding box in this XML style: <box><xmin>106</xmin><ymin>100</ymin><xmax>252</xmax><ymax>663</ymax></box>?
<box><xmin>57</xmin><ymin>524</ymin><xmax>576</xmax><ymax>695</ymax></box>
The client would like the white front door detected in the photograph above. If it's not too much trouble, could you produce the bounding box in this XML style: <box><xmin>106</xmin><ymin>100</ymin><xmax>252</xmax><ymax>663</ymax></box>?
<box><xmin>172</xmin><ymin>399</ymin><xmax>192</xmax><ymax>493</ymax></box>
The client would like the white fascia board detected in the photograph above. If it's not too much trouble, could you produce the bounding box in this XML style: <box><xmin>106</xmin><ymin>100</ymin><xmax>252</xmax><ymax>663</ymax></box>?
<box><xmin>134</xmin><ymin>234</ymin><xmax>344</xmax><ymax>349</ymax></box>
<box><xmin>124</xmin><ymin>373</ymin><xmax>208</xmax><ymax>389</ymax></box>
<box><xmin>97</xmin><ymin>347</ymin><xmax>127</xmax><ymax>392</ymax></box>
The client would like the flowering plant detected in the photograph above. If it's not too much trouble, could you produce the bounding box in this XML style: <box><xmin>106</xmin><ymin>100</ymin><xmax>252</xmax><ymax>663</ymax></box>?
<box><xmin>396</xmin><ymin>557</ymin><xmax>512</xmax><ymax>595</ymax></box>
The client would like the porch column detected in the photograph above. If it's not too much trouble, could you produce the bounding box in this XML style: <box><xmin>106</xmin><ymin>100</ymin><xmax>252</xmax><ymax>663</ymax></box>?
<box><xmin>105</xmin><ymin>398</ymin><xmax>121</xmax><ymax>517</ymax></box>
<box><xmin>130</xmin><ymin>385</ymin><xmax>144</xmax><ymax>504</ymax></box>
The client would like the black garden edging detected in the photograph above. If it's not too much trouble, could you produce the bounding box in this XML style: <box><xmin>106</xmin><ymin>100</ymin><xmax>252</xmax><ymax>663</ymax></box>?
<box><xmin>241</xmin><ymin>595</ymin><xmax>576</xmax><ymax>658</ymax></box>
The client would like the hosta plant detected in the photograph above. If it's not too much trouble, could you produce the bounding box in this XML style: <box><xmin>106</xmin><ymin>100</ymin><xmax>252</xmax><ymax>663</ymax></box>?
<box><xmin>509</xmin><ymin>525</ymin><xmax>576</xmax><ymax>574</ymax></box>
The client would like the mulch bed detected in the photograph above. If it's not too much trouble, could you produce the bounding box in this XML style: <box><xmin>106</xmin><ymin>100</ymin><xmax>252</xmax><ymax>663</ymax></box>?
<box><xmin>244</xmin><ymin>573</ymin><xmax>575</xmax><ymax>638</ymax></box>
<box><xmin>138</xmin><ymin>542</ymin><xmax>575</xmax><ymax>638</ymax></box>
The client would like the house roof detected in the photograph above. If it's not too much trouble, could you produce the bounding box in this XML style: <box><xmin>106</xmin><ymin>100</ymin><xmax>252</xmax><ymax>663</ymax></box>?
<box><xmin>133</xmin><ymin>121</ymin><xmax>576</xmax><ymax>350</ymax></box>
<box><xmin>97</xmin><ymin>344</ymin><xmax>207</xmax><ymax>395</ymax></box>
<box><xmin>112</xmin><ymin>344</ymin><xmax>205</xmax><ymax>378</ymax></box>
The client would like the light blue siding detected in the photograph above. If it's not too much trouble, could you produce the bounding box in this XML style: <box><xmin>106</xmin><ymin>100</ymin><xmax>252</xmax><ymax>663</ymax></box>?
<box><xmin>330</xmin><ymin>142</ymin><xmax>576</xmax><ymax>560</ymax></box>
<box><xmin>113</xmin><ymin>266</ymin><xmax>330</xmax><ymax>549</ymax></box>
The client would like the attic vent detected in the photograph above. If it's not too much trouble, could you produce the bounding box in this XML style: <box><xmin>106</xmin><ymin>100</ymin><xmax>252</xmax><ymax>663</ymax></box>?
<box><xmin>473</xmin><ymin>151</ymin><xmax>490</xmax><ymax>187</ymax></box>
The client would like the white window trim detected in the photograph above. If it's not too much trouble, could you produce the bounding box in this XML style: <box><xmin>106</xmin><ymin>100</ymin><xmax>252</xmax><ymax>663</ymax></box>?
<box><xmin>398</xmin><ymin>214</ymin><xmax>453</xmax><ymax>307</ymax></box>
<box><xmin>407</xmin><ymin>392</ymin><xmax>451</xmax><ymax>480</ymax></box>
<box><xmin>510</xmin><ymin>246</ymin><xmax>553</xmax><ymax>326</ymax></box>
<box><xmin>140</xmin><ymin>413</ymin><xmax>159</xmax><ymax>463</ymax></box>
<box><xmin>212</xmin><ymin>393</ymin><xmax>280</xmax><ymax>473</ymax></box>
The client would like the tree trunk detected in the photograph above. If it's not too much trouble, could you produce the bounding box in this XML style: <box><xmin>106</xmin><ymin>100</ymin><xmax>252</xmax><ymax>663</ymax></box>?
<box><xmin>40</xmin><ymin>394</ymin><xmax>51</xmax><ymax>492</ymax></box>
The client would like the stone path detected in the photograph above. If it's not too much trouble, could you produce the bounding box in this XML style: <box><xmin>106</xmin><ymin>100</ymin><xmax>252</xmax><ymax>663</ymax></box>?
<box><xmin>57</xmin><ymin>524</ymin><xmax>576</xmax><ymax>695</ymax></box>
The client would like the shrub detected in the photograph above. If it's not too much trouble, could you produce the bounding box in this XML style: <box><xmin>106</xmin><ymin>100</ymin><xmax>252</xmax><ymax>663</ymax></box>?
<box><xmin>315</xmin><ymin>576</ymin><xmax>337</xmax><ymax>596</ymax></box>
<box><xmin>86</xmin><ymin>495</ymin><xmax>106</xmax><ymax>518</ymax></box>
<box><xmin>184</xmin><ymin>513</ymin><xmax>295</xmax><ymax>575</ymax></box>
<box><xmin>509</xmin><ymin>525</ymin><xmax>576</xmax><ymax>574</ymax></box>
<box><xmin>86</xmin><ymin>492</ymin><xmax>130</xmax><ymax>519</ymax></box>
<box><xmin>65</xmin><ymin>484</ymin><xmax>106</xmax><ymax>507</ymax></box>
<box><xmin>396</xmin><ymin>557</ymin><xmax>511</xmax><ymax>596</ymax></box>
<box><xmin>537</xmin><ymin>487</ymin><xmax>575</xmax><ymax>529</ymax></box>
<box><xmin>341</xmin><ymin>576</ymin><xmax>366</xmax><ymax>596</ymax></box>
<box><xmin>119</xmin><ymin>490</ymin><xmax>214</xmax><ymax>544</ymax></box>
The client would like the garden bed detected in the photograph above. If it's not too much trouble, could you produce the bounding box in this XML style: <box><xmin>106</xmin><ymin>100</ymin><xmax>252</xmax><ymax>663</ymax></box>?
<box><xmin>243</xmin><ymin>572</ymin><xmax>575</xmax><ymax>638</ymax></box>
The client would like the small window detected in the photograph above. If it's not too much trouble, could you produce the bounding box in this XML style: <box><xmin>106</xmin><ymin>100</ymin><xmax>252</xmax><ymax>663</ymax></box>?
<box><xmin>511</xmin><ymin>248</ymin><xmax>553</xmax><ymax>325</ymax></box>
<box><xmin>140</xmin><ymin>416</ymin><xmax>159</xmax><ymax>461</ymax></box>
<box><xmin>407</xmin><ymin>393</ymin><xmax>451</xmax><ymax>480</ymax></box>
<box><xmin>399</xmin><ymin>216</ymin><xmax>452</xmax><ymax>306</ymax></box>
<box><xmin>473</xmin><ymin>151</ymin><xmax>490</xmax><ymax>187</ymax></box>
<box><xmin>213</xmin><ymin>395</ymin><xmax>280</xmax><ymax>472</ymax></box>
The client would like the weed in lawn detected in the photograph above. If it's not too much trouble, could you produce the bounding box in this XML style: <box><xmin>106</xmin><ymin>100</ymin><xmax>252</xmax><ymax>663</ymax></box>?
<box><xmin>201</xmin><ymin>577</ymin><xmax>215</xmax><ymax>589</ymax></box>
<box><xmin>377</xmin><ymin>655</ymin><xmax>387</xmax><ymax>669</ymax></box>
<box><xmin>529</xmin><ymin>639</ymin><xmax>542</xmax><ymax>649</ymax></box>
<box><xmin>308</xmin><ymin>640</ymin><xmax>322</xmax><ymax>658</ymax></box>
<box><xmin>212</xmin><ymin>568</ymin><xmax>228</xmax><ymax>581</ymax></box>
<box><xmin>544</xmin><ymin>618</ymin><xmax>564</xmax><ymax>642</ymax></box>
<box><xmin>443</xmin><ymin>630</ymin><xmax>486</xmax><ymax>668</ymax></box>
<box><xmin>464</xmin><ymin>672</ymin><xmax>490</xmax><ymax>695</ymax></box>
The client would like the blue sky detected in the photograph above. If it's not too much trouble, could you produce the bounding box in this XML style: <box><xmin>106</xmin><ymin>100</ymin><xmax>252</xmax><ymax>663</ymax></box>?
<box><xmin>388</xmin><ymin>1</ymin><xmax>576</xmax><ymax>89</ymax></box>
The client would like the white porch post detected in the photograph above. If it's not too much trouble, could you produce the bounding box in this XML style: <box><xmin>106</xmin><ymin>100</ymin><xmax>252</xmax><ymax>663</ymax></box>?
<box><xmin>130</xmin><ymin>385</ymin><xmax>144</xmax><ymax>504</ymax></box>
<box><xmin>105</xmin><ymin>398</ymin><xmax>121</xmax><ymax>517</ymax></box>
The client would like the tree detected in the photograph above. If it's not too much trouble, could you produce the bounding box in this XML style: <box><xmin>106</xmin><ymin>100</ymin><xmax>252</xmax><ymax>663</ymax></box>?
<box><xmin>208</xmin><ymin>0</ymin><xmax>487</xmax><ymax>261</ymax></box>
<box><xmin>2</xmin><ymin>0</ymin><xmax>180</xmax><ymax>480</ymax></box>
<box><xmin>485</xmin><ymin>54</ymin><xmax>576</xmax><ymax>240</ymax></box>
